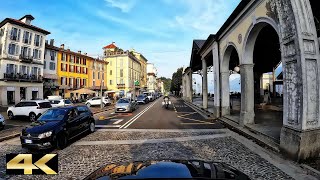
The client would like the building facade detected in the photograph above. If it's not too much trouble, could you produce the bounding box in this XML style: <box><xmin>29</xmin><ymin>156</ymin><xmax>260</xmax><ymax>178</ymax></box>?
<box><xmin>87</xmin><ymin>58</ymin><xmax>108</xmax><ymax>96</ymax></box>
<box><xmin>43</xmin><ymin>39</ymin><xmax>59</xmax><ymax>98</ymax></box>
<box><xmin>103</xmin><ymin>43</ymin><xmax>141</xmax><ymax>97</ymax></box>
<box><xmin>147</xmin><ymin>63</ymin><xmax>157</xmax><ymax>92</ymax></box>
<box><xmin>132</xmin><ymin>50</ymin><xmax>148</xmax><ymax>91</ymax></box>
<box><xmin>56</xmin><ymin>44</ymin><xmax>90</xmax><ymax>98</ymax></box>
<box><xmin>0</xmin><ymin>15</ymin><xmax>50</xmax><ymax>105</ymax></box>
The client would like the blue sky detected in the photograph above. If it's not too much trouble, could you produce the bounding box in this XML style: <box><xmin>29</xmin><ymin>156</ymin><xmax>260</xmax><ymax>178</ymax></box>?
<box><xmin>0</xmin><ymin>0</ymin><xmax>240</xmax><ymax>78</ymax></box>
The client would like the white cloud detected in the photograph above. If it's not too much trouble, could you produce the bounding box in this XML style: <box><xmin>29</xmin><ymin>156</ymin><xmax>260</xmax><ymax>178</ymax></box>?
<box><xmin>104</xmin><ymin>0</ymin><xmax>137</xmax><ymax>13</ymax></box>
<box><xmin>96</xmin><ymin>10</ymin><xmax>171</xmax><ymax>38</ymax></box>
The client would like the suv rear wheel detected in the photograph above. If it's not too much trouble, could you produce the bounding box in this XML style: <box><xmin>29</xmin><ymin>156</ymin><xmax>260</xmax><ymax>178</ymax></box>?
<box><xmin>29</xmin><ymin>112</ymin><xmax>36</xmax><ymax>122</ymax></box>
<box><xmin>7</xmin><ymin>111</ymin><xmax>14</xmax><ymax>120</ymax></box>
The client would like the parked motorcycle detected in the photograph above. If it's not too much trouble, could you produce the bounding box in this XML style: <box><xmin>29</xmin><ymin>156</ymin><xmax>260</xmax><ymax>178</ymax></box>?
<box><xmin>162</xmin><ymin>96</ymin><xmax>171</xmax><ymax>109</ymax></box>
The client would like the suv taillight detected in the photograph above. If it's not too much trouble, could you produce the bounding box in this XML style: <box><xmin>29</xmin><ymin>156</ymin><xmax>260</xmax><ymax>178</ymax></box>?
<box><xmin>37</xmin><ymin>106</ymin><xmax>42</xmax><ymax>109</ymax></box>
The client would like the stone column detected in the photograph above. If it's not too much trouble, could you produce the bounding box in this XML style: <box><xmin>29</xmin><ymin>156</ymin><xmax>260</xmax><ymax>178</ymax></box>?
<box><xmin>188</xmin><ymin>72</ymin><xmax>193</xmax><ymax>102</ymax></box>
<box><xmin>240</xmin><ymin>64</ymin><xmax>255</xmax><ymax>126</ymax></box>
<box><xmin>212</xmin><ymin>42</ymin><xmax>220</xmax><ymax>117</ymax></box>
<box><xmin>220</xmin><ymin>72</ymin><xmax>230</xmax><ymax>116</ymax></box>
<box><xmin>202</xmin><ymin>59</ymin><xmax>208</xmax><ymax>109</ymax></box>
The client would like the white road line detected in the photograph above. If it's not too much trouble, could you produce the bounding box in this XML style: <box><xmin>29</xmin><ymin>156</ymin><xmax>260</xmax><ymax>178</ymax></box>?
<box><xmin>119</xmin><ymin>100</ymin><xmax>158</xmax><ymax>129</ymax></box>
<box><xmin>113</xmin><ymin>119</ymin><xmax>123</xmax><ymax>124</ymax></box>
<box><xmin>95</xmin><ymin>125</ymin><xmax>121</xmax><ymax>128</ymax></box>
<box><xmin>122</xmin><ymin>100</ymin><xmax>157</xmax><ymax>129</ymax></box>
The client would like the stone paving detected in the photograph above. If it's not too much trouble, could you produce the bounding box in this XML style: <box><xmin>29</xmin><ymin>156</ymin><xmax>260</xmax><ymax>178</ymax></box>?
<box><xmin>0</xmin><ymin>130</ymin><xmax>316</xmax><ymax>180</ymax></box>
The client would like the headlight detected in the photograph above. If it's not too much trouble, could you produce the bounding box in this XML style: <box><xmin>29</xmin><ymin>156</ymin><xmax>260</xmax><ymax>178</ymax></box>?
<box><xmin>38</xmin><ymin>131</ymin><xmax>52</xmax><ymax>138</ymax></box>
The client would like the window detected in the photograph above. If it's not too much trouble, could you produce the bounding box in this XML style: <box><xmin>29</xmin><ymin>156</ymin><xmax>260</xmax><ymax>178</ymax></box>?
<box><xmin>23</xmin><ymin>31</ymin><xmax>32</xmax><ymax>44</ymax></box>
<box><xmin>83</xmin><ymin>79</ymin><xmax>87</xmax><ymax>87</ymax></box>
<box><xmin>70</xmin><ymin>65</ymin><xmax>74</xmax><ymax>72</ymax></box>
<box><xmin>33</xmin><ymin>49</ymin><xmax>42</xmax><ymax>59</ymax></box>
<box><xmin>34</xmin><ymin>34</ymin><xmax>42</xmax><ymax>47</ymax></box>
<box><xmin>8</xmin><ymin>43</ymin><xmax>19</xmax><ymax>55</ymax></box>
<box><xmin>61</xmin><ymin>63</ymin><xmax>67</xmax><ymax>71</ymax></box>
<box><xmin>93</xmin><ymin>81</ymin><xmax>95</xmax><ymax>87</ymax></box>
<box><xmin>44</xmin><ymin>61</ymin><xmax>46</xmax><ymax>69</ymax></box>
<box><xmin>98</xmin><ymin>72</ymin><xmax>100</xmax><ymax>79</ymax></box>
<box><xmin>102</xmin><ymin>73</ymin><xmax>104</xmax><ymax>80</ymax></box>
<box><xmin>120</xmin><ymin>69</ymin><xmax>123</xmax><ymax>77</ymax></box>
<box><xmin>70</xmin><ymin>55</ymin><xmax>74</xmax><ymax>63</ymax></box>
<box><xmin>109</xmin><ymin>80</ymin><xmax>112</xmax><ymax>85</ymax></box>
<box><xmin>120</xmin><ymin>79</ymin><xmax>124</xmax><ymax>84</ymax></box>
<box><xmin>19</xmin><ymin>65</ymin><xmax>28</xmax><ymax>74</ymax></box>
<box><xmin>83</xmin><ymin>58</ymin><xmax>86</xmax><ymax>65</ymax></box>
<box><xmin>50</xmin><ymin>50</ymin><xmax>55</xmax><ymax>60</ymax></box>
<box><xmin>93</xmin><ymin>72</ymin><xmax>95</xmax><ymax>79</ymax></box>
<box><xmin>77</xmin><ymin>66</ymin><xmax>80</xmax><ymax>73</ymax></box>
<box><xmin>110</xmin><ymin>70</ymin><xmax>112</xmax><ymax>75</ymax></box>
<box><xmin>76</xmin><ymin>57</ymin><xmax>80</xmax><ymax>64</ymax></box>
<box><xmin>10</xmin><ymin>27</ymin><xmax>20</xmax><ymax>41</ymax></box>
<box><xmin>31</xmin><ymin>67</ymin><xmax>39</xmax><ymax>75</ymax></box>
<box><xmin>49</xmin><ymin>62</ymin><xmax>55</xmax><ymax>70</ymax></box>
<box><xmin>61</xmin><ymin>77</ymin><xmax>67</xmax><ymax>85</ymax></box>
<box><xmin>0</xmin><ymin>43</ymin><xmax>2</xmax><ymax>55</ymax></box>
<box><xmin>6</xmin><ymin>64</ymin><xmax>17</xmax><ymax>74</ymax></box>
<box><xmin>110</xmin><ymin>61</ymin><xmax>112</xmax><ymax>66</ymax></box>
<box><xmin>61</xmin><ymin>53</ymin><xmax>66</xmax><ymax>61</ymax></box>
<box><xmin>20</xmin><ymin>46</ymin><xmax>31</xmax><ymax>57</ymax></box>
<box><xmin>76</xmin><ymin>78</ymin><xmax>81</xmax><ymax>88</ymax></box>
<box><xmin>83</xmin><ymin>67</ymin><xmax>87</xmax><ymax>74</ymax></box>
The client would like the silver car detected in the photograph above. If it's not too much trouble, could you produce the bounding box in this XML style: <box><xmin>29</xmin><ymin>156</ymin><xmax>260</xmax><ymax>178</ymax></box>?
<box><xmin>115</xmin><ymin>98</ymin><xmax>137</xmax><ymax>113</ymax></box>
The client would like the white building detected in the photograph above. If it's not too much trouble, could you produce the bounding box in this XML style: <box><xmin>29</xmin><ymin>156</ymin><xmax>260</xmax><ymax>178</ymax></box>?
<box><xmin>43</xmin><ymin>39</ymin><xmax>59</xmax><ymax>98</ymax></box>
<box><xmin>147</xmin><ymin>63</ymin><xmax>157</xmax><ymax>92</ymax></box>
<box><xmin>0</xmin><ymin>15</ymin><xmax>50</xmax><ymax>105</ymax></box>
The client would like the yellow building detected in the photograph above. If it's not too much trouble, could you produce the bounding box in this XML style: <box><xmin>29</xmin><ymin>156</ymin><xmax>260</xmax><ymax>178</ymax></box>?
<box><xmin>87</xmin><ymin>58</ymin><xmax>108</xmax><ymax>96</ymax></box>
<box><xmin>56</xmin><ymin>44</ymin><xmax>91</xmax><ymax>98</ymax></box>
<box><xmin>103</xmin><ymin>43</ymin><xmax>141</xmax><ymax>97</ymax></box>
<box><xmin>132</xmin><ymin>50</ymin><xmax>148</xmax><ymax>91</ymax></box>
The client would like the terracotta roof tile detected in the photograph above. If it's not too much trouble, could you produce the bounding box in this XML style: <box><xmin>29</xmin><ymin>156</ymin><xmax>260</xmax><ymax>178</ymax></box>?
<box><xmin>103</xmin><ymin>43</ymin><xmax>117</xmax><ymax>49</ymax></box>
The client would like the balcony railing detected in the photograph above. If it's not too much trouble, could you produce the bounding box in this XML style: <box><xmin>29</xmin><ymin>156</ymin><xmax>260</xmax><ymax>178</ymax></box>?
<box><xmin>3</xmin><ymin>73</ymin><xmax>43</xmax><ymax>82</ymax></box>
<box><xmin>44</xmin><ymin>81</ymin><xmax>59</xmax><ymax>88</ymax></box>
<box><xmin>117</xmin><ymin>83</ymin><xmax>125</xmax><ymax>89</ymax></box>
<box><xmin>19</xmin><ymin>54</ymin><xmax>33</xmax><ymax>63</ymax></box>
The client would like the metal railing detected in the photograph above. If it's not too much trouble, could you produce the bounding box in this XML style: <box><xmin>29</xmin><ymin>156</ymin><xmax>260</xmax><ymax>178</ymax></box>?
<box><xmin>3</xmin><ymin>73</ymin><xmax>43</xmax><ymax>82</ymax></box>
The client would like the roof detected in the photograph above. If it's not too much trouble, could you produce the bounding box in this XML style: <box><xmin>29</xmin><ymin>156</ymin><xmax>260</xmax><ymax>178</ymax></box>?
<box><xmin>0</xmin><ymin>17</ymin><xmax>50</xmax><ymax>35</ymax></box>
<box><xmin>198</xmin><ymin>34</ymin><xmax>216</xmax><ymax>55</ymax></box>
<box><xmin>103</xmin><ymin>43</ymin><xmax>117</xmax><ymax>49</ymax></box>
<box><xmin>45</xmin><ymin>44</ymin><xmax>60</xmax><ymax>51</ymax></box>
<box><xmin>59</xmin><ymin>48</ymin><xmax>95</xmax><ymax>59</ymax></box>
<box><xmin>19</xmin><ymin>15</ymin><xmax>35</xmax><ymax>21</ymax></box>
<box><xmin>216</xmin><ymin>0</ymin><xmax>251</xmax><ymax>39</ymax></box>
<box><xmin>193</xmin><ymin>40</ymin><xmax>206</xmax><ymax>49</ymax></box>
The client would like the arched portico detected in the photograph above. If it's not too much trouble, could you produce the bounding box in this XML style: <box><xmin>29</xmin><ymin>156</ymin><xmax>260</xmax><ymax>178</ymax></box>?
<box><xmin>220</xmin><ymin>43</ymin><xmax>241</xmax><ymax>118</ymax></box>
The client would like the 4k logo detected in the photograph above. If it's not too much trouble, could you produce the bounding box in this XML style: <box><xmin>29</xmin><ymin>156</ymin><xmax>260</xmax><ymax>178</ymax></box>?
<box><xmin>6</xmin><ymin>154</ymin><xmax>58</xmax><ymax>175</ymax></box>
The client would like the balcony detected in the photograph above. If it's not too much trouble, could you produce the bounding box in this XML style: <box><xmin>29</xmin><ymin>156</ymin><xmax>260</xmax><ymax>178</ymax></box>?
<box><xmin>2</xmin><ymin>73</ymin><xmax>43</xmax><ymax>82</ymax></box>
<box><xmin>117</xmin><ymin>83</ymin><xmax>125</xmax><ymax>89</ymax></box>
<box><xmin>19</xmin><ymin>54</ymin><xmax>33</xmax><ymax>63</ymax></box>
<box><xmin>44</xmin><ymin>81</ymin><xmax>59</xmax><ymax>89</ymax></box>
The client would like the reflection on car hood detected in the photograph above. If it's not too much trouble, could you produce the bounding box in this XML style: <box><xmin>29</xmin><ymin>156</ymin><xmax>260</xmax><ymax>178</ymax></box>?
<box><xmin>24</xmin><ymin>121</ymin><xmax>62</xmax><ymax>134</ymax></box>
<box><xmin>116</xmin><ymin>103</ymin><xmax>129</xmax><ymax>106</ymax></box>
<box><xmin>84</xmin><ymin>160</ymin><xmax>250</xmax><ymax>180</ymax></box>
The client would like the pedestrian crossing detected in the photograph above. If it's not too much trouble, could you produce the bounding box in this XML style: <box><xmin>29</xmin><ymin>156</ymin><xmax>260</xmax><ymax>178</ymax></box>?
<box><xmin>95</xmin><ymin>119</ymin><xmax>124</xmax><ymax>129</ymax></box>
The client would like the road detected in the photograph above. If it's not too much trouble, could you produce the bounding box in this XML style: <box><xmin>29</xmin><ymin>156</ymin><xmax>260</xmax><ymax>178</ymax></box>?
<box><xmin>93</xmin><ymin>96</ymin><xmax>223</xmax><ymax>129</ymax></box>
<box><xmin>0</xmin><ymin>97</ymin><xmax>316</xmax><ymax>180</ymax></box>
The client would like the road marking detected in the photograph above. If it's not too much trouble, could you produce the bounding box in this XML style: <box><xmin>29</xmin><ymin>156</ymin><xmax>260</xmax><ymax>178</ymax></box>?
<box><xmin>177</xmin><ymin>112</ymin><xmax>197</xmax><ymax>117</ymax></box>
<box><xmin>113</xmin><ymin>119</ymin><xmax>123</xmax><ymax>124</ymax></box>
<box><xmin>178</xmin><ymin>116</ymin><xmax>214</xmax><ymax>124</ymax></box>
<box><xmin>95</xmin><ymin>125</ymin><xmax>122</xmax><ymax>128</ymax></box>
<box><xmin>173</xmin><ymin>104</ymin><xmax>177</xmax><ymax>112</ymax></box>
<box><xmin>181</xmin><ymin>122</ymin><xmax>215</xmax><ymax>125</ymax></box>
<box><xmin>120</xmin><ymin>100</ymin><xmax>158</xmax><ymax>129</ymax></box>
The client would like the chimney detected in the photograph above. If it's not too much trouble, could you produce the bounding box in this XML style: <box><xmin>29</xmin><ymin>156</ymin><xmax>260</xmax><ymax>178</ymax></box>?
<box><xmin>112</xmin><ymin>42</ymin><xmax>115</xmax><ymax>45</ymax></box>
<box><xmin>50</xmin><ymin>39</ymin><xmax>54</xmax><ymax>46</ymax></box>
<box><xmin>60</xmin><ymin>44</ymin><xmax>65</xmax><ymax>49</ymax></box>
<box><xmin>84</xmin><ymin>53</ymin><xmax>87</xmax><ymax>55</ymax></box>
<box><xmin>19</xmin><ymin>15</ymin><xmax>34</xmax><ymax>25</ymax></box>
<box><xmin>78</xmin><ymin>50</ymin><xmax>81</xmax><ymax>54</ymax></box>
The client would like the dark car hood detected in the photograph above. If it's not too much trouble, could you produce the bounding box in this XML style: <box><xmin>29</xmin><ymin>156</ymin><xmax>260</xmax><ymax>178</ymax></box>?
<box><xmin>84</xmin><ymin>160</ymin><xmax>250</xmax><ymax>180</ymax></box>
<box><xmin>24</xmin><ymin>121</ymin><xmax>62</xmax><ymax>134</ymax></box>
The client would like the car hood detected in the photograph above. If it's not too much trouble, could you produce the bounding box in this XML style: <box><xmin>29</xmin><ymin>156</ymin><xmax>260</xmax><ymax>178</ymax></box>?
<box><xmin>116</xmin><ymin>103</ymin><xmax>130</xmax><ymax>106</ymax></box>
<box><xmin>84</xmin><ymin>160</ymin><xmax>250</xmax><ymax>180</ymax></box>
<box><xmin>24</xmin><ymin>120</ymin><xmax>63</xmax><ymax>134</ymax></box>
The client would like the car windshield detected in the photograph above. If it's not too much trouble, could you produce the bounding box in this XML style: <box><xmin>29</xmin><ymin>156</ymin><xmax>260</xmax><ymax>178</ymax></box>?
<box><xmin>65</xmin><ymin>100</ymin><xmax>72</xmax><ymax>104</ymax></box>
<box><xmin>38</xmin><ymin>109</ymin><xmax>68</xmax><ymax>121</ymax></box>
<box><xmin>118</xmin><ymin>99</ymin><xmax>129</xmax><ymax>103</ymax></box>
<box><xmin>137</xmin><ymin>95</ymin><xmax>145</xmax><ymax>98</ymax></box>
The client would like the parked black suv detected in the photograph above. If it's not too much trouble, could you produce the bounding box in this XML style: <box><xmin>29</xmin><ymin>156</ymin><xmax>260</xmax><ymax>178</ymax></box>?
<box><xmin>20</xmin><ymin>105</ymin><xmax>95</xmax><ymax>150</ymax></box>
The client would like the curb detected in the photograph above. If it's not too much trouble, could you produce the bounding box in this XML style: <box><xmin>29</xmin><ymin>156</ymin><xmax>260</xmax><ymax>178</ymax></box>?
<box><xmin>300</xmin><ymin>164</ymin><xmax>320</xmax><ymax>179</ymax></box>
<box><xmin>0</xmin><ymin>133</ymin><xmax>20</xmax><ymax>142</ymax></box>
<box><xmin>183</xmin><ymin>100</ymin><xmax>214</xmax><ymax>119</ymax></box>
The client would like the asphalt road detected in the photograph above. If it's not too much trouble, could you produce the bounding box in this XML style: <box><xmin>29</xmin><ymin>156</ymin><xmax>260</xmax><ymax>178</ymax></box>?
<box><xmin>94</xmin><ymin>96</ymin><xmax>224</xmax><ymax>129</ymax></box>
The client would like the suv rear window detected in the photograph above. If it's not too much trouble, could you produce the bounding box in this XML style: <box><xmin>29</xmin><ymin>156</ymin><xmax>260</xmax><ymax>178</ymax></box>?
<box><xmin>38</xmin><ymin>102</ymin><xmax>52</xmax><ymax>108</ymax></box>
<box><xmin>49</xmin><ymin>100</ymin><xmax>60</xmax><ymax>104</ymax></box>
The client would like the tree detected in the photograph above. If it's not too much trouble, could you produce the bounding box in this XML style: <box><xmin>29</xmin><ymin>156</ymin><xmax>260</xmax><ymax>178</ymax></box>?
<box><xmin>170</xmin><ymin>67</ymin><xmax>183</xmax><ymax>95</ymax></box>
<box><xmin>159</xmin><ymin>77</ymin><xmax>171</xmax><ymax>93</ymax></box>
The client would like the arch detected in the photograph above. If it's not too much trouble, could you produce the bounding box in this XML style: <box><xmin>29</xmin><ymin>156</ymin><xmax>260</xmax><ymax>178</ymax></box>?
<box><xmin>221</xmin><ymin>42</ymin><xmax>240</xmax><ymax>73</ymax></box>
<box><xmin>242</xmin><ymin>17</ymin><xmax>281</xmax><ymax>65</ymax></box>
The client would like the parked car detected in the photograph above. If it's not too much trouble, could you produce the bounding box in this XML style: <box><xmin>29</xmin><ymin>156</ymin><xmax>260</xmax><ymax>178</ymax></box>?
<box><xmin>143</xmin><ymin>92</ymin><xmax>155</xmax><ymax>102</ymax></box>
<box><xmin>7</xmin><ymin>100</ymin><xmax>52</xmax><ymax>121</ymax></box>
<box><xmin>115</xmin><ymin>98</ymin><xmax>137</xmax><ymax>113</ymax></box>
<box><xmin>49</xmin><ymin>99</ymin><xmax>74</xmax><ymax>107</ymax></box>
<box><xmin>0</xmin><ymin>113</ymin><xmax>5</xmax><ymax>130</ymax></box>
<box><xmin>86</xmin><ymin>97</ymin><xmax>111</xmax><ymax>107</ymax></box>
<box><xmin>136</xmin><ymin>94</ymin><xmax>149</xmax><ymax>104</ymax></box>
<box><xmin>20</xmin><ymin>105</ymin><xmax>95</xmax><ymax>150</ymax></box>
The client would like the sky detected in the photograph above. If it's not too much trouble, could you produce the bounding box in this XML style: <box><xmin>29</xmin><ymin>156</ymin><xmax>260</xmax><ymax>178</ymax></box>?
<box><xmin>0</xmin><ymin>0</ymin><xmax>240</xmax><ymax>78</ymax></box>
